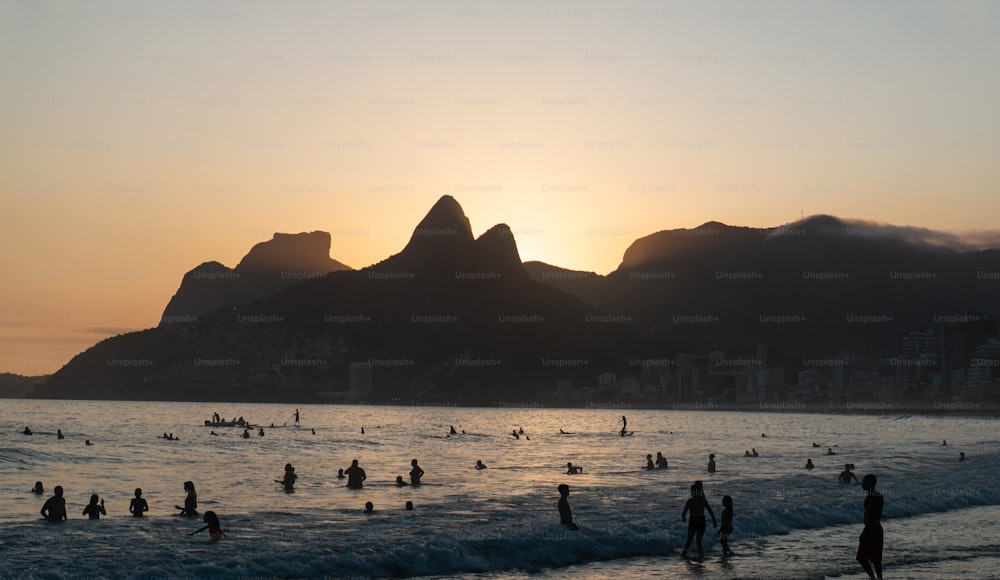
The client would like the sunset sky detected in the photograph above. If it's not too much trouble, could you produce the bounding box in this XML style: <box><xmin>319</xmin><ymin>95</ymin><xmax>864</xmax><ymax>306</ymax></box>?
<box><xmin>2</xmin><ymin>0</ymin><xmax>999</xmax><ymax>375</ymax></box>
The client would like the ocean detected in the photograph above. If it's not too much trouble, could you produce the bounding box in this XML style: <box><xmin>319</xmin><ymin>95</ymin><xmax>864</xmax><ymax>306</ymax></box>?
<box><xmin>1</xmin><ymin>400</ymin><xmax>999</xmax><ymax>579</ymax></box>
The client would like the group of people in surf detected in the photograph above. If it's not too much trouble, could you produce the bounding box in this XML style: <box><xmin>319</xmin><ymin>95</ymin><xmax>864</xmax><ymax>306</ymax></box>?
<box><xmin>34</xmin><ymin>480</ymin><xmax>225</xmax><ymax>540</ymax></box>
<box><xmin>23</xmin><ymin>425</ymin><xmax>93</xmax><ymax>445</ymax></box>
<box><xmin>645</xmin><ymin>452</ymin><xmax>669</xmax><ymax>469</ymax></box>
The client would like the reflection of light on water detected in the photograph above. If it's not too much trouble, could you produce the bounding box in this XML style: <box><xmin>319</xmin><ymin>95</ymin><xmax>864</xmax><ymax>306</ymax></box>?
<box><xmin>2</xmin><ymin>402</ymin><xmax>999</xmax><ymax>577</ymax></box>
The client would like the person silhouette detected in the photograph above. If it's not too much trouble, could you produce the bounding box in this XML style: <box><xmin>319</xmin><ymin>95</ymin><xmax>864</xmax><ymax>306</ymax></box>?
<box><xmin>707</xmin><ymin>454</ymin><xmax>716</xmax><ymax>473</ymax></box>
<box><xmin>405</xmin><ymin>501</ymin><xmax>414</xmax><ymax>511</ymax></box>
<box><xmin>718</xmin><ymin>495</ymin><xmax>734</xmax><ymax>556</ymax></box>
<box><xmin>806</xmin><ymin>459</ymin><xmax>815</xmax><ymax>469</ymax></box>
<box><xmin>681</xmin><ymin>483</ymin><xmax>717</xmax><ymax>562</ymax></box>
<box><xmin>942</xmin><ymin>440</ymin><xmax>947</xmax><ymax>446</ymax></box>
<box><xmin>129</xmin><ymin>488</ymin><xmax>149</xmax><ymax>517</ymax></box>
<box><xmin>82</xmin><ymin>494</ymin><xmax>106</xmax><ymax>520</ymax></box>
<box><xmin>294</xmin><ymin>409</ymin><xmax>300</xmax><ymax>426</ymax></box>
<box><xmin>752</xmin><ymin>448</ymin><xmax>758</xmax><ymax>457</ymax></box>
<box><xmin>31</xmin><ymin>481</ymin><xmax>44</xmax><ymax>495</ymax></box>
<box><xmin>258</xmin><ymin>428</ymin><xmax>265</xmax><ymax>437</ymax></box>
<box><xmin>40</xmin><ymin>485</ymin><xmax>67</xmax><ymax>521</ymax></box>
<box><xmin>557</xmin><ymin>484</ymin><xmax>579</xmax><ymax>530</ymax></box>
<box><xmin>337</xmin><ymin>468</ymin><xmax>346</xmax><ymax>479</ymax></box>
<box><xmin>619</xmin><ymin>415</ymin><xmax>628</xmax><ymax>437</ymax></box>
<box><xmin>345</xmin><ymin>459</ymin><xmax>366</xmax><ymax>489</ymax></box>
<box><xmin>840</xmin><ymin>464</ymin><xmax>859</xmax><ymax>484</ymax></box>
<box><xmin>646</xmin><ymin>454</ymin><xmax>655</xmax><ymax>470</ymax></box>
<box><xmin>655</xmin><ymin>452</ymin><xmax>668</xmax><ymax>469</ymax></box>
<box><xmin>826</xmin><ymin>447</ymin><xmax>837</xmax><ymax>455</ymax></box>
<box><xmin>856</xmin><ymin>474</ymin><xmax>884</xmax><ymax>580</ymax></box>
<box><xmin>176</xmin><ymin>481</ymin><xmax>198</xmax><ymax>515</ymax></box>
<box><xmin>364</xmin><ymin>501</ymin><xmax>374</xmax><ymax>513</ymax></box>
<box><xmin>189</xmin><ymin>510</ymin><xmax>225</xmax><ymax>540</ymax></box>
<box><xmin>409</xmin><ymin>459</ymin><xmax>424</xmax><ymax>485</ymax></box>
<box><xmin>57</xmin><ymin>429</ymin><xmax>64</xmax><ymax>440</ymax></box>
<box><xmin>23</xmin><ymin>426</ymin><xmax>32</xmax><ymax>435</ymax></box>
<box><xmin>959</xmin><ymin>452</ymin><xmax>966</xmax><ymax>461</ymax></box>
<box><xmin>475</xmin><ymin>460</ymin><xmax>487</xmax><ymax>470</ymax></box>
<box><xmin>566</xmin><ymin>462</ymin><xmax>582</xmax><ymax>474</ymax></box>
<box><xmin>450</xmin><ymin>425</ymin><xmax>457</xmax><ymax>435</ymax></box>
<box><xmin>276</xmin><ymin>464</ymin><xmax>297</xmax><ymax>491</ymax></box>
<box><xmin>396</xmin><ymin>476</ymin><xmax>409</xmax><ymax>486</ymax></box>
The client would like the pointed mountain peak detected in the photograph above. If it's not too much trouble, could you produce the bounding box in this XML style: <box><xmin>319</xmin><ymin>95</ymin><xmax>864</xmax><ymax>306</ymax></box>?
<box><xmin>397</xmin><ymin>196</ymin><xmax>476</xmax><ymax>259</ymax></box>
<box><xmin>476</xmin><ymin>223</ymin><xmax>526</xmax><ymax>278</ymax></box>
<box><xmin>412</xmin><ymin>196</ymin><xmax>474</xmax><ymax>240</ymax></box>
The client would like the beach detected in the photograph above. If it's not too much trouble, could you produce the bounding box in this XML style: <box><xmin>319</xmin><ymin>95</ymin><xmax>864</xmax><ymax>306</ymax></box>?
<box><xmin>2</xmin><ymin>400</ymin><xmax>999</xmax><ymax>579</ymax></box>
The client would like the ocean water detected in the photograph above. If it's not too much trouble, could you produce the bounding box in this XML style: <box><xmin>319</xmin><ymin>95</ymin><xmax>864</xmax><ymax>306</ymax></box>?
<box><xmin>1</xmin><ymin>400</ymin><xmax>999</xmax><ymax>579</ymax></box>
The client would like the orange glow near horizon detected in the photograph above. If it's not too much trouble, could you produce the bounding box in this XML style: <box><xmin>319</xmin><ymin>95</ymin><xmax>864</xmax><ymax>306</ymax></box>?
<box><xmin>2</xmin><ymin>1</ymin><xmax>999</xmax><ymax>375</ymax></box>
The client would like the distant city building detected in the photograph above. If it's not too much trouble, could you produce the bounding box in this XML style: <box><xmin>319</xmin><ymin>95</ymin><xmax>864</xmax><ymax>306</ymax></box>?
<box><xmin>349</xmin><ymin>362</ymin><xmax>373</xmax><ymax>397</ymax></box>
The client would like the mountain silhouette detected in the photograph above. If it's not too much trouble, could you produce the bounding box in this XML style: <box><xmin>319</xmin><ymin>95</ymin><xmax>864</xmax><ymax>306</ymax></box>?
<box><xmin>160</xmin><ymin>231</ymin><xmax>351</xmax><ymax>321</ymax></box>
<box><xmin>33</xmin><ymin>197</ymin><xmax>638</xmax><ymax>402</ymax></box>
<box><xmin>527</xmin><ymin>215</ymin><xmax>1000</xmax><ymax>365</ymax></box>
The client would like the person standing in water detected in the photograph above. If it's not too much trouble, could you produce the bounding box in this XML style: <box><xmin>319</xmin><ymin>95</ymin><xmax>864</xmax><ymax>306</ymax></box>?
<box><xmin>57</xmin><ymin>429</ymin><xmax>64</xmax><ymax>440</ymax></box>
<box><xmin>277</xmin><ymin>463</ymin><xmax>297</xmax><ymax>490</ymax></box>
<box><xmin>82</xmin><ymin>494</ymin><xmax>106</xmax><ymax>520</ymax></box>
<box><xmin>646</xmin><ymin>454</ymin><xmax>655</xmax><ymax>470</ymax></box>
<box><xmin>856</xmin><ymin>474</ymin><xmax>884</xmax><ymax>580</ymax></box>
<box><xmin>31</xmin><ymin>481</ymin><xmax>44</xmax><ymax>495</ymax></box>
<box><xmin>409</xmin><ymin>459</ymin><xmax>424</xmax><ymax>485</ymax></box>
<box><xmin>566</xmin><ymin>462</ymin><xmax>583</xmax><ymax>474</ymax></box>
<box><xmin>40</xmin><ymin>486</ymin><xmax>67</xmax><ymax>521</ymax></box>
<box><xmin>717</xmin><ymin>495</ymin><xmax>734</xmax><ymax>556</ymax></box>
<box><xmin>656</xmin><ymin>452</ymin><xmax>668</xmax><ymax>469</ymax></box>
<box><xmin>345</xmin><ymin>459</ymin><xmax>366</xmax><ymax>489</ymax></box>
<box><xmin>557</xmin><ymin>484</ymin><xmax>579</xmax><ymax>530</ymax></box>
<box><xmin>681</xmin><ymin>483</ymin><xmax>717</xmax><ymax>562</ymax></box>
<box><xmin>176</xmin><ymin>481</ymin><xmax>198</xmax><ymax>516</ymax></box>
<box><xmin>294</xmin><ymin>409</ymin><xmax>300</xmax><ymax>426</ymax></box>
<box><xmin>129</xmin><ymin>488</ymin><xmax>149</xmax><ymax>517</ymax></box>
<box><xmin>619</xmin><ymin>415</ymin><xmax>628</xmax><ymax>436</ymax></box>
<box><xmin>707</xmin><ymin>454</ymin><xmax>716</xmax><ymax>473</ymax></box>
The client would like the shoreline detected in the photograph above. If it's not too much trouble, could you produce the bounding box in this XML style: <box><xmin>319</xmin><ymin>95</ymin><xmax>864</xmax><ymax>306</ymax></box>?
<box><xmin>10</xmin><ymin>395</ymin><xmax>999</xmax><ymax>418</ymax></box>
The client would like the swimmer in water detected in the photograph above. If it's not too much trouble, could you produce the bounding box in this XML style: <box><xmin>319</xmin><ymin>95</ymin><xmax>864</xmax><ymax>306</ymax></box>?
<box><xmin>337</xmin><ymin>468</ymin><xmax>346</xmax><ymax>479</ymax></box>
<box><xmin>82</xmin><ymin>494</ymin><xmax>106</xmax><ymax>520</ymax></box>
<box><xmin>558</xmin><ymin>484</ymin><xmax>579</xmax><ymax>530</ymax></box>
<box><xmin>566</xmin><ymin>462</ymin><xmax>583</xmax><ymax>475</ymax></box>
<box><xmin>656</xmin><ymin>452</ymin><xmax>668</xmax><ymax>469</ymax></box>
<box><xmin>176</xmin><ymin>481</ymin><xmax>198</xmax><ymax>516</ymax></box>
<box><xmin>31</xmin><ymin>481</ymin><xmax>44</xmax><ymax>495</ymax></box>
<box><xmin>189</xmin><ymin>510</ymin><xmax>225</xmax><ymax>541</ymax></box>
<box><xmin>129</xmin><ymin>488</ymin><xmax>149</xmax><ymax>517</ymax></box>
<box><xmin>276</xmin><ymin>464</ymin><xmax>297</xmax><ymax>491</ymax></box>
<box><xmin>396</xmin><ymin>476</ymin><xmax>408</xmax><ymax>486</ymax></box>
<box><xmin>475</xmin><ymin>460</ymin><xmax>487</xmax><ymax>469</ymax></box>
<box><xmin>405</xmin><ymin>501</ymin><xmax>413</xmax><ymax>511</ymax></box>
<box><xmin>57</xmin><ymin>429</ymin><xmax>64</xmax><ymax>440</ymax></box>
<box><xmin>806</xmin><ymin>459</ymin><xmax>815</xmax><ymax>469</ymax></box>
<box><xmin>345</xmin><ymin>459</ymin><xmax>366</xmax><ymax>489</ymax></box>
<box><xmin>23</xmin><ymin>426</ymin><xmax>32</xmax><ymax>435</ymax></box>
<box><xmin>40</xmin><ymin>485</ymin><xmax>67</xmax><ymax>522</ymax></box>
<box><xmin>364</xmin><ymin>501</ymin><xmax>374</xmax><ymax>513</ymax></box>
<box><xmin>409</xmin><ymin>459</ymin><xmax>424</xmax><ymax>485</ymax></box>
<box><xmin>708</xmin><ymin>454</ymin><xmax>716</xmax><ymax>473</ymax></box>
<box><xmin>646</xmin><ymin>454</ymin><xmax>655</xmax><ymax>470</ymax></box>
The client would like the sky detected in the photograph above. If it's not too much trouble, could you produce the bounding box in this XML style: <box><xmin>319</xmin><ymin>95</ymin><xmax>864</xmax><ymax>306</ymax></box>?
<box><xmin>2</xmin><ymin>0</ymin><xmax>999</xmax><ymax>375</ymax></box>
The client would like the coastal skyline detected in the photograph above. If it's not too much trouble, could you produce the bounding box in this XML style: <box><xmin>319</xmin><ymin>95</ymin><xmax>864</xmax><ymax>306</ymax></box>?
<box><xmin>3</xmin><ymin>0</ymin><xmax>1000</xmax><ymax>375</ymax></box>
